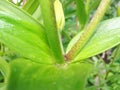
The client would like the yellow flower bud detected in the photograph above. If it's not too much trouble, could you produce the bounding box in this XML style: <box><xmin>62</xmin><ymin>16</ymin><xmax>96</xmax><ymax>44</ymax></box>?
<box><xmin>54</xmin><ymin>0</ymin><xmax>65</xmax><ymax>31</ymax></box>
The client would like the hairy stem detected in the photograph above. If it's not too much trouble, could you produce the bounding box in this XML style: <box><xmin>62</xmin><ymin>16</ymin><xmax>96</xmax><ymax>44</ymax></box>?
<box><xmin>66</xmin><ymin>0</ymin><xmax>111</xmax><ymax>60</ymax></box>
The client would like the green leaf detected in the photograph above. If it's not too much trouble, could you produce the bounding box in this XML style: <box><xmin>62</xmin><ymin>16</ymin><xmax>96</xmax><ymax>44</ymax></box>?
<box><xmin>22</xmin><ymin>0</ymin><xmax>39</xmax><ymax>15</ymax></box>
<box><xmin>0</xmin><ymin>0</ymin><xmax>47</xmax><ymax>43</ymax></box>
<box><xmin>66</xmin><ymin>17</ymin><xmax>120</xmax><ymax>62</ymax></box>
<box><xmin>6</xmin><ymin>58</ymin><xmax>93</xmax><ymax>90</ymax></box>
<box><xmin>39</xmin><ymin>0</ymin><xmax>65</xmax><ymax>63</ymax></box>
<box><xmin>0</xmin><ymin>0</ymin><xmax>55</xmax><ymax>64</ymax></box>
<box><xmin>75</xmin><ymin>0</ymin><xmax>88</xmax><ymax>28</ymax></box>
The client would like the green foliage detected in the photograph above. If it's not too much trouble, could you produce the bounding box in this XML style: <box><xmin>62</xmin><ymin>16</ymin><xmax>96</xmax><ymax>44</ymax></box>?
<box><xmin>0</xmin><ymin>1</ymin><xmax>54</xmax><ymax>64</ymax></box>
<box><xmin>0</xmin><ymin>0</ymin><xmax>120</xmax><ymax>90</ymax></box>
<box><xmin>7</xmin><ymin>59</ymin><xmax>92</xmax><ymax>90</ymax></box>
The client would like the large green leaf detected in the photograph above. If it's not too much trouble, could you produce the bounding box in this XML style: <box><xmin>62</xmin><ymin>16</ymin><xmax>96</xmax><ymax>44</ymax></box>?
<box><xmin>6</xmin><ymin>59</ymin><xmax>93</xmax><ymax>90</ymax></box>
<box><xmin>66</xmin><ymin>17</ymin><xmax>120</xmax><ymax>62</ymax></box>
<box><xmin>0</xmin><ymin>0</ymin><xmax>46</xmax><ymax>43</ymax></box>
<box><xmin>0</xmin><ymin>1</ymin><xmax>55</xmax><ymax>64</ymax></box>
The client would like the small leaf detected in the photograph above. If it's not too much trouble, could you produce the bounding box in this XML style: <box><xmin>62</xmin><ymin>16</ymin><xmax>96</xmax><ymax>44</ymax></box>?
<box><xmin>75</xmin><ymin>0</ymin><xmax>88</xmax><ymax>28</ymax></box>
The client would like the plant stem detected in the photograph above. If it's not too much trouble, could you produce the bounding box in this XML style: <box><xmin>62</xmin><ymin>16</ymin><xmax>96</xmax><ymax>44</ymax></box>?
<box><xmin>66</xmin><ymin>0</ymin><xmax>111</xmax><ymax>61</ymax></box>
<box><xmin>39</xmin><ymin>0</ymin><xmax>65</xmax><ymax>64</ymax></box>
